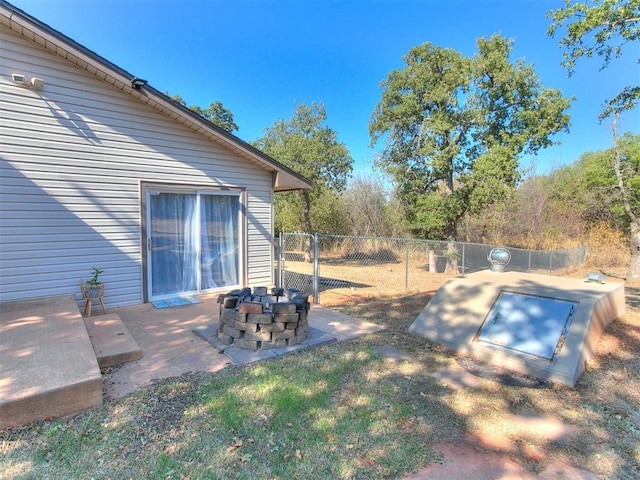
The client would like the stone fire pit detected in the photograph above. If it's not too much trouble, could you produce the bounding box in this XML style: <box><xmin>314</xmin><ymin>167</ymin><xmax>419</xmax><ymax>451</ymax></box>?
<box><xmin>217</xmin><ymin>287</ymin><xmax>310</xmax><ymax>351</ymax></box>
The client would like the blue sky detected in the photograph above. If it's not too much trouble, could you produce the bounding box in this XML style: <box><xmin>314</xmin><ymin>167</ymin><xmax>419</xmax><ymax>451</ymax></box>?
<box><xmin>11</xmin><ymin>0</ymin><xmax>639</xmax><ymax>179</ymax></box>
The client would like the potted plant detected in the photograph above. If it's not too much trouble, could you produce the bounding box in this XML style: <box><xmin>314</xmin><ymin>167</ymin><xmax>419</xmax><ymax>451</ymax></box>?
<box><xmin>81</xmin><ymin>267</ymin><xmax>105</xmax><ymax>299</ymax></box>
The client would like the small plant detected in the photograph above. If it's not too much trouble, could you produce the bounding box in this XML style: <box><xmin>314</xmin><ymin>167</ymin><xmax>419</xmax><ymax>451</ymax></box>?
<box><xmin>86</xmin><ymin>267</ymin><xmax>104</xmax><ymax>286</ymax></box>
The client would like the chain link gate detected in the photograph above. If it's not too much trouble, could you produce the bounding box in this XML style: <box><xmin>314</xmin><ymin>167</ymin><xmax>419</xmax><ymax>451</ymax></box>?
<box><xmin>277</xmin><ymin>233</ymin><xmax>587</xmax><ymax>305</ymax></box>
<box><xmin>277</xmin><ymin>232</ymin><xmax>317</xmax><ymax>301</ymax></box>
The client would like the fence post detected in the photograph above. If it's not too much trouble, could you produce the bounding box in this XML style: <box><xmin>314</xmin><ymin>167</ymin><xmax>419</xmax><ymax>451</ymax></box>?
<box><xmin>461</xmin><ymin>243</ymin><xmax>466</xmax><ymax>274</ymax></box>
<box><xmin>277</xmin><ymin>232</ymin><xmax>283</xmax><ymax>288</ymax></box>
<box><xmin>313</xmin><ymin>233</ymin><xmax>319</xmax><ymax>304</ymax></box>
<box><xmin>405</xmin><ymin>239</ymin><xmax>409</xmax><ymax>290</ymax></box>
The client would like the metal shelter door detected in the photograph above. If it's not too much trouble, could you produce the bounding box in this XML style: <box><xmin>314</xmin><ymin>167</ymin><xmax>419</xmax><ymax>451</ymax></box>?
<box><xmin>477</xmin><ymin>291</ymin><xmax>577</xmax><ymax>360</ymax></box>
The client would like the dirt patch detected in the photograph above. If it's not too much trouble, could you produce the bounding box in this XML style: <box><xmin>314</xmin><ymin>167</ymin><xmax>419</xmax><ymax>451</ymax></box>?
<box><xmin>405</xmin><ymin>442</ymin><xmax>599</xmax><ymax>480</ymax></box>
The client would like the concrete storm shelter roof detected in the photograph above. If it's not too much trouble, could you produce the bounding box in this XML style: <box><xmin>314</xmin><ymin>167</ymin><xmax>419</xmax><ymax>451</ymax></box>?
<box><xmin>0</xmin><ymin>0</ymin><xmax>312</xmax><ymax>192</ymax></box>
<box><xmin>409</xmin><ymin>270</ymin><xmax>625</xmax><ymax>387</ymax></box>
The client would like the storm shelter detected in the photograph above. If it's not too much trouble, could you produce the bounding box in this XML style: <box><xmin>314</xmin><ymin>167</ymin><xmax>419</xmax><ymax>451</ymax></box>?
<box><xmin>409</xmin><ymin>271</ymin><xmax>625</xmax><ymax>387</ymax></box>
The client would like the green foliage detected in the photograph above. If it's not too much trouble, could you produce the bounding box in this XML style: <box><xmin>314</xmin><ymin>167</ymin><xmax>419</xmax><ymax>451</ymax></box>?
<box><xmin>552</xmin><ymin>149</ymin><xmax>620</xmax><ymax>225</ymax></box>
<box><xmin>274</xmin><ymin>191</ymin><xmax>304</xmax><ymax>234</ymax></box>
<box><xmin>311</xmin><ymin>190</ymin><xmax>351</xmax><ymax>235</ymax></box>
<box><xmin>274</xmin><ymin>189</ymin><xmax>350</xmax><ymax>235</ymax></box>
<box><xmin>613</xmin><ymin>128</ymin><xmax>640</xmax><ymax>274</ymax></box>
<box><xmin>548</xmin><ymin>2</ymin><xmax>640</xmax><ymax>277</ymax></box>
<box><xmin>255</xmin><ymin>103</ymin><xmax>353</xmax><ymax>192</ymax></box>
<box><xmin>460</xmin><ymin>133</ymin><xmax>639</xmax><ymax>252</ymax></box>
<box><xmin>552</xmin><ymin>132</ymin><xmax>639</xmax><ymax>228</ymax></box>
<box><xmin>166</xmin><ymin>93</ymin><xmax>239</xmax><ymax>132</ymax></box>
<box><xmin>189</xmin><ymin>101</ymin><xmax>239</xmax><ymax>133</ymax></box>
<box><xmin>547</xmin><ymin>0</ymin><xmax>640</xmax><ymax>117</ymax></box>
<box><xmin>412</xmin><ymin>190</ymin><xmax>467</xmax><ymax>240</ymax></box>
<box><xmin>382</xmin><ymin>195</ymin><xmax>410</xmax><ymax>238</ymax></box>
<box><xmin>254</xmin><ymin>103</ymin><xmax>353</xmax><ymax>234</ymax></box>
<box><xmin>86</xmin><ymin>267</ymin><xmax>103</xmax><ymax>286</ymax></box>
<box><xmin>369</xmin><ymin>34</ymin><xmax>572</xmax><ymax>240</ymax></box>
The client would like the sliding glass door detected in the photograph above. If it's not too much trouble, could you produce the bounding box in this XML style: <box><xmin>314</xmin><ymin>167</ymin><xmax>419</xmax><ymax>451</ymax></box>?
<box><xmin>200</xmin><ymin>193</ymin><xmax>240</xmax><ymax>290</ymax></box>
<box><xmin>147</xmin><ymin>188</ymin><xmax>241</xmax><ymax>300</ymax></box>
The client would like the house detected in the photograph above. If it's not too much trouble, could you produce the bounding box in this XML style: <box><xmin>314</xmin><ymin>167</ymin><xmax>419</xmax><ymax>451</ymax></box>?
<box><xmin>0</xmin><ymin>1</ymin><xmax>311</xmax><ymax>309</ymax></box>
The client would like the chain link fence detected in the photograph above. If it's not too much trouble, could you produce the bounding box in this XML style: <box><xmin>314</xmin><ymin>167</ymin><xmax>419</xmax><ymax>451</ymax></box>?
<box><xmin>276</xmin><ymin>233</ymin><xmax>587</xmax><ymax>305</ymax></box>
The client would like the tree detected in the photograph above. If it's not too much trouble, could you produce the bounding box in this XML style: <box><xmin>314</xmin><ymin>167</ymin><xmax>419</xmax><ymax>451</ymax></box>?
<box><xmin>310</xmin><ymin>190</ymin><xmax>351</xmax><ymax>235</ymax></box>
<box><xmin>273</xmin><ymin>189</ymin><xmax>350</xmax><ymax>236</ymax></box>
<box><xmin>167</xmin><ymin>93</ymin><xmax>239</xmax><ymax>133</ymax></box>
<box><xmin>547</xmin><ymin>0</ymin><xmax>640</xmax><ymax>117</ymax></box>
<box><xmin>369</xmin><ymin>34</ymin><xmax>572</xmax><ymax>253</ymax></box>
<box><xmin>548</xmin><ymin>0</ymin><xmax>640</xmax><ymax>278</ymax></box>
<box><xmin>190</xmin><ymin>101</ymin><xmax>239</xmax><ymax>134</ymax></box>
<box><xmin>551</xmin><ymin>146</ymin><xmax>621</xmax><ymax>227</ymax></box>
<box><xmin>343</xmin><ymin>176</ymin><xmax>389</xmax><ymax>236</ymax></box>
<box><xmin>612</xmin><ymin>121</ymin><xmax>640</xmax><ymax>278</ymax></box>
<box><xmin>254</xmin><ymin>102</ymin><xmax>353</xmax><ymax>241</ymax></box>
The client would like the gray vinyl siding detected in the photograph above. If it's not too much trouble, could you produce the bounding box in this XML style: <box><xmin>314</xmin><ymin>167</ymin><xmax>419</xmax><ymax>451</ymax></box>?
<box><xmin>0</xmin><ymin>25</ymin><xmax>274</xmax><ymax>308</ymax></box>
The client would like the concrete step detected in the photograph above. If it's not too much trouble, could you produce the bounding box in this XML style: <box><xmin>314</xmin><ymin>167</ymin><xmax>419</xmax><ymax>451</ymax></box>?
<box><xmin>84</xmin><ymin>314</ymin><xmax>142</xmax><ymax>369</ymax></box>
<box><xmin>0</xmin><ymin>295</ymin><xmax>103</xmax><ymax>429</ymax></box>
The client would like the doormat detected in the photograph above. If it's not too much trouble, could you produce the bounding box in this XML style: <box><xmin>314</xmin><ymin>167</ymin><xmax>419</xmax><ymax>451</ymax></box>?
<box><xmin>151</xmin><ymin>296</ymin><xmax>203</xmax><ymax>309</ymax></box>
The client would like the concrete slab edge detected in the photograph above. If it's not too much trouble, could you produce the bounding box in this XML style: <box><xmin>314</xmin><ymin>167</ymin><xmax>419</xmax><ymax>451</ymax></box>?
<box><xmin>222</xmin><ymin>335</ymin><xmax>338</xmax><ymax>365</ymax></box>
<box><xmin>194</xmin><ymin>323</ymin><xmax>339</xmax><ymax>365</ymax></box>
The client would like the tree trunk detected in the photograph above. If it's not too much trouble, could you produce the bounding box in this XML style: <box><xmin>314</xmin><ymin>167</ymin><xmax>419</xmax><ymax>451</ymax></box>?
<box><xmin>445</xmin><ymin>240</ymin><xmax>459</xmax><ymax>274</ymax></box>
<box><xmin>612</xmin><ymin>114</ymin><xmax>640</xmax><ymax>280</ymax></box>
<box><xmin>445</xmin><ymin>219</ymin><xmax>459</xmax><ymax>274</ymax></box>
<box><xmin>629</xmin><ymin>223</ymin><xmax>640</xmax><ymax>280</ymax></box>
<box><xmin>443</xmin><ymin>172</ymin><xmax>460</xmax><ymax>273</ymax></box>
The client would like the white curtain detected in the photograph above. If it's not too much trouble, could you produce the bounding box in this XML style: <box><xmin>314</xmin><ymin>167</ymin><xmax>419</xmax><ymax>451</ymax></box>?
<box><xmin>200</xmin><ymin>194</ymin><xmax>239</xmax><ymax>289</ymax></box>
<box><xmin>150</xmin><ymin>191</ymin><xmax>239</xmax><ymax>297</ymax></box>
<box><xmin>150</xmin><ymin>193</ymin><xmax>197</xmax><ymax>296</ymax></box>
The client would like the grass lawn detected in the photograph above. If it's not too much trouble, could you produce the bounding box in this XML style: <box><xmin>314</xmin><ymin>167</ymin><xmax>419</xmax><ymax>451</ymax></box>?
<box><xmin>1</xmin><ymin>283</ymin><xmax>639</xmax><ymax>479</ymax></box>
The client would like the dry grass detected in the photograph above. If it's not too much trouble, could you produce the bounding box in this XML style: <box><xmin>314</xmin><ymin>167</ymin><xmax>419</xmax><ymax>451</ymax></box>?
<box><xmin>584</xmin><ymin>224</ymin><xmax>631</xmax><ymax>269</ymax></box>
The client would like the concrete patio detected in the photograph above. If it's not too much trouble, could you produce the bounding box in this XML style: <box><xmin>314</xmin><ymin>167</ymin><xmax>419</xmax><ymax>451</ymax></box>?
<box><xmin>103</xmin><ymin>295</ymin><xmax>384</xmax><ymax>399</ymax></box>
<box><xmin>1</xmin><ymin>292</ymin><xmax>384</xmax><ymax>426</ymax></box>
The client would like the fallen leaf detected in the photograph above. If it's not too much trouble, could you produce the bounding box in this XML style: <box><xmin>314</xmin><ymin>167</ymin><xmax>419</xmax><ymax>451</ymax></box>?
<box><xmin>295</xmin><ymin>449</ymin><xmax>302</xmax><ymax>460</ymax></box>
<box><xmin>232</xmin><ymin>439</ymin><xmax>244</xmax><ymax>448</ymax></box>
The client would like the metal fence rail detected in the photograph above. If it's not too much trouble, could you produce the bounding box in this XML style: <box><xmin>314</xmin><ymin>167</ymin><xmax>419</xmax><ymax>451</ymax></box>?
<box><xmin>277</xmin><ymin>233</ymin><xmax>587</xmax><ymax>304</ymax></box>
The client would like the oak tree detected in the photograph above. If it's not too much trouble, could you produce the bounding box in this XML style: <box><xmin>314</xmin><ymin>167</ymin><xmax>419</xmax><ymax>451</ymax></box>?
<box><xmin>254</xmin><ymin>102</ymin><xmax>353</xmax><ymax>238</ymax></box>
<box><xmin>167</xmin><ymin>93</ymin><xmax>239</xmax><ymax>133</ymax></box>
<box><xmin>369</xmin><ymin>34</ymin><xmax>572</xmax><ymax>253</ymax></box>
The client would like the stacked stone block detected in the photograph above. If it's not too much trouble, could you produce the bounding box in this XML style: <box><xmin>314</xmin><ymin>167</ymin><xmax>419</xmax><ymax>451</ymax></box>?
<box><xmin>217</xmin><ymin>287</ymin><xmax>310</xmax><ymax>351</ymax></box>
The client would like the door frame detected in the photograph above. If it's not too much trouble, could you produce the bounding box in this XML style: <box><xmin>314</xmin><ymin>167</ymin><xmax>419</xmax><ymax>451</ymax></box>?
<box><xmin>140</xmin><ymin>181</ymin><xmax>246</xmax><ymax>303</ymax></box>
